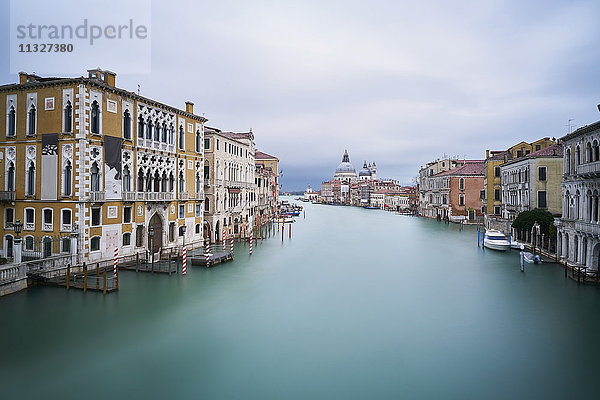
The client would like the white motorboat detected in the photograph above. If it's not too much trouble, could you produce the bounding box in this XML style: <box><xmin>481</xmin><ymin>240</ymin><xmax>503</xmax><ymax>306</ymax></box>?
<box><xmin>523</xmin><ymin>252</ymin><xmax>542</xmax><ymax>264</ymax></box>
<box><xmin>483</xmin><ymin>230</ymin><xmax>511</xmax><ymax>251</ymax></box>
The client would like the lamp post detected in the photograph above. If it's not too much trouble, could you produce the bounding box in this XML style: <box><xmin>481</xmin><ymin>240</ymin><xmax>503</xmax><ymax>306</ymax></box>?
<box><xmin>181</xmin><ymin>224</ymin><xmax>187</xmax><ymax>248</ymax></box>
<box><xmin>149</xmin><ymin>226</ymin><xmax>155</xmax><ymax>272</ymax></box>
<box><xmin>13</xmin><ymin>219</ymin><xmax>23</xmax><ymax>264</ymax></box>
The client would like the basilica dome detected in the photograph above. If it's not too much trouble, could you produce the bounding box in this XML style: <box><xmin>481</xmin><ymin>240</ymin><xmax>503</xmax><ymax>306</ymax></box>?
<box><xmin>334</xmin><ymin>150</ymin><xmax>357</xmax><ymax>182</ymax></box>
<box><xmin>358</xmin><ymin>161</ymin><xmax>372</xmax><ymax>177</ymax></box>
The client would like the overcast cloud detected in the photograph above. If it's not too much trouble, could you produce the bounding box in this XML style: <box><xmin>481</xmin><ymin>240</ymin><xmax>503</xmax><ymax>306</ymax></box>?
<box><xmin>2</xmin><ymin>0</ymin><xmax>599</xmax><ymax>190</ymax></box>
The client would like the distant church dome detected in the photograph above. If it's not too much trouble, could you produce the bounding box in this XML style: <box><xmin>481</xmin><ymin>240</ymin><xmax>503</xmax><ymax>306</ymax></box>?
<box><xmin>334</xmin><ymin>150</ymin><xmax>357</xmax><ymax>182</ymax></box>
<box><xmin>358</xmin><ymin>161</ymin><xmax>372</xmax><ymax>177</ymax></box>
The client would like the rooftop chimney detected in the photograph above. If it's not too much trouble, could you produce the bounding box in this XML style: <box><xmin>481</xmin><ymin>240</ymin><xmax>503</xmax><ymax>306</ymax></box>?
<box><xmin>185</xmin><ymin>101</ymin><xmax>194</xmax><ymax>114</ymax></box>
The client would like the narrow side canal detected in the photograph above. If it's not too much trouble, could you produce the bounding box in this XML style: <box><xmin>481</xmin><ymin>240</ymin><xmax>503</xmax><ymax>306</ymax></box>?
<box><xmin>1</xmin><ymin>198</ymin><xmax>599</xmax><ymax>399</ymax></box>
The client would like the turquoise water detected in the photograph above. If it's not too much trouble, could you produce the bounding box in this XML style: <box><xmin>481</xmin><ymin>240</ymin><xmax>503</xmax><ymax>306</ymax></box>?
<box><xmin>1</xmin><ymin>198</ymin><xmax>600</xmax><ymax>399</ymax></box>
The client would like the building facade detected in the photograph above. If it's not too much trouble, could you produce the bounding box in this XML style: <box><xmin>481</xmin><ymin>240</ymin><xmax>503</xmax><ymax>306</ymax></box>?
<box><xmin>0</xmin><ymin>69</ymin><xmax>206</xmax><ymax>262</ymax></box>
<box><xmin>556</xmin><ymin>121</ymin><xmax>600</xmax><ymax>269</ymax></box>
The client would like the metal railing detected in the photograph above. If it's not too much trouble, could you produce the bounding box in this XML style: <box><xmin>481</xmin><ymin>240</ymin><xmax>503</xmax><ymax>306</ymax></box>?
<box><xmin>0</xmin><ymin>191</ymin><xmax>16</xmax><ymax>201</ymax></box>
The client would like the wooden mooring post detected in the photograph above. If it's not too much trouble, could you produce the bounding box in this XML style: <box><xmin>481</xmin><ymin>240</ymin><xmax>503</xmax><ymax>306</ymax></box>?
<box><xmin>103</xmin><ymin>271</ymin><xmax>107</xmax><ymax>295</ymax></box>
<box><xmin>96</xmin><ymin>263</ymin><xmax>100</xmax><ymax>289</ymax></box>
<box><xmin>83</xmin><ymin>263</ymin><xmax>87</xmax><ymax>293</ymax></box>
<box><xmin>66</xmin><ymin>264</ymin><xmax>70</xmax><ymax>290</ymax></box>
<box><xmin>136</xmin><ymin>252</ymin><xmax>140</xmax><ymax>273</ymax></box>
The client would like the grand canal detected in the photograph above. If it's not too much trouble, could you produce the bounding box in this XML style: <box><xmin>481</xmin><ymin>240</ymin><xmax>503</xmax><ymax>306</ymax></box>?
<box><xmin>2</xmin><ymin>198</ymin><xmax>600</xmax><ymax>399</ymax></box>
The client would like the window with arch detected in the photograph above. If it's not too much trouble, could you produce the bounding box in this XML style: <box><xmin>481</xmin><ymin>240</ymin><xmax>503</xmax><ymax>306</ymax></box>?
<box><xmin>138</xmin><ymin>115</ymin><xmax>145</xmax><ymax>138</ymax></box>
<box><xmin>26</xmin><ymin>161</ymin><xmax>35</xmax><ymax>196</ymax></box>
<box><xmin>576</xmin><ymin>145</ymin><xmax>581</xmax><ymax>165</ymax></box>
<box><xmin>195</xmin><ymin>130</ymin><xmax>201</xmax><ymax>153</ymax></box>
<box><xmin>123</xmin><ymin>109</ymin><xmax>132</xmax><ymax>139</ymax></box>
<box><xmin>90</xmin><ymin>236</ymin><xmax>101</xmax><ymax>252</ymax></box>
<box><xmin>196</xmin><ymin>173</ymin><xmax>201</xmax><ymax>194</ymax></box>
<box><xmin>179</xmin><ymin>171</ymin><xmax>185</xmax><ymax>192</ymax></box>
<box><xmin>459</xmin><ymin>177</ymin><xmax>465</xmax><ymax>190</ymax></box>
<box><xmin>168</xmin><ymin>124</ymin><xmax>174</xmax><ymax>145</ymax></box>
<box><xmin>594</xmin><ymin>140</ymin><xmax>600</xmax><ymax>162</ymax></box>
<box><xmin>137</xmin><ymin>170</ymin><xmax>144</xmax><ymax>192</ymax></box>
<box><xmin>90</xmin><ymin>162</ymin><xmax>100</xmax><ymax>191</ymax></box>
<box><xmin>5</xmin><ymin>235</ymin><xmax>14</xmax><ymax>258</ymax></box>
<box><xmin>195</xmin><ymin>224</ymin><xmax>200</xmax><ymax>234</ymax></box>
<box><xmin>90</xmin><ymin>101</ymin><xmax>99</xmax><ymax>134</ymax></box>
<box><xmin>161</xmin><ymin>172</ymin><xmax>167</xmax><ymax>192</ymax></box>
<box><xmin>61</xmin><ymin>237</ymin><xmax>71</xmax><ymax>253</ymax></box>
<box><xmin>162</xmin><ymin>122</ymin><xmax>167</xmax><ymax>143</ymax></box>
<box><xmin>153</xmin><ymin>171</ymin><xmax>160</xmax><ymax>192</ymax></box>
<box><xmin>146</xmin><ymin>171</ymin><xmax>152</xmax><ymax>192</ymax></box>
<box><xmin>154</xmin><ymin>120</ymin><xmax>160</xmax><ymax>141</ymax></box>
<box><xmin>42</xmin><ymin>208</ymin><xmax>53</xmax><ymax>231</ymax></box>
<box><xmin>169</xmin><ymin>173</ymin><xmax>174</xmax><ymax>192</ymax></box>
<box><xmin>24</xmin><ymin>208</ymin><xmax>35</xmax><ymax>230</ymax></box>
<box><xmin>7</xmin><ymin>106</ymin><xmax>16</xmax><ymax>137</ymax></box>
<box><xmin>63</xmin><ymin>161</ymin><xmax>72</xmax><ymax>196</ymax></box>
<box><xmin>565</xmin><ymin>149</ymin><xmax>571</xmax><ymax>174</ymax></box>
<box><xmin>24</xmin><ymin>235</ymin><xmax>34</xmax><ymax>251</ymax></box>
<box><xmin>586</xmin><ymin>141</ymin><xmax>592</xmax><ymax>162</ymax></box>
<box><xmin>27</xmin><ymin>104</ymin><xmax>36</xmax><ymax>135</ymax></box>
<box><xmin>123</xmin><ymin>165</ymin><xmax>131</xmax><ymax>192</ymax></box>
<box><xmin>61</xmin><ymin>208</ymin><xmax>72</xmax><ymax>231</ymax></box>
<box><xmin>64</xmin><ymin>101</ymin><xmax>72</xmax><ymax>133</ymax></box>
<box><xmin>123</xmin><ymin>232</ymin><xmax>131</xmax><ymax>246</ymax></box>
<box><xmin>7</xmin><ymin>161</ymin><xmax>15</xmax><ymax>191</ymax></box>
<box><xmin>146</xmin><ymin>119</ymin><xmax>153</xmax><ymax>140</ymax></box>
<box><xmin>179</xmin><ymin>125</ymin><xmax>185</xmax><ymax>150</ymax></box>
<box><xmin>205</xmin><ymin>197</ymin><xmax>210</xmax><ymax>212</ymax></box>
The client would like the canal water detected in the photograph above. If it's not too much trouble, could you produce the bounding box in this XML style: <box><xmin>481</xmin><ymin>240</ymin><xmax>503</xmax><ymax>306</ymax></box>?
<box><xmin>1</xmin><ymin>198</ymin><xmax>600</xmax><ymax>399</ymax></box>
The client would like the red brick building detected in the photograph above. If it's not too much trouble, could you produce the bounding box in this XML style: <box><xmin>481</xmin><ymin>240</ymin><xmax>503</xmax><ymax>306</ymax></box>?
<box><xmin>429</xmin><ymin>161</ymin><xmax>485</xmax><ymax>222</ymax></box>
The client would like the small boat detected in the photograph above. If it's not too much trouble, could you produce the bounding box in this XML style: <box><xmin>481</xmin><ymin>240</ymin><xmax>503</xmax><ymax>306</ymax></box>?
<box><xmin>523</xmin><ymin>252</ymin><xmax>542</xmax><ymax>264</ymax></box>
<box><xmin>483</xmin><ymin>230</ymin><xmax>510</xmax><ymax>251</ymax></box>
<box><xmin>510</xmin><ymin>241</ymin><xmax>525</xmax><ymax>249</ymax></box>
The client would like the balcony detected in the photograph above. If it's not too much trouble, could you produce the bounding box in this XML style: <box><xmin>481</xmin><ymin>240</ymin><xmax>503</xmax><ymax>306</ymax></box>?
<box><xmin>575</xmin><ymin>220</ymin><xmax>600</xmax><ymax>235</ymax></box>
<box><xmin>0</xmin><ymin>191</ymin><xmax>15</xmax><ymax>202</ymax></box>
<box><xmin>25</xmin><ymin>222</ymin><xmax>34</xmax><ymax>231</ymax></box>
<box><xmin>576</xmin><ymin>161</ymin><xmax>600</xmax><ymax>177</ymax></box>
<box><xmin>178</xmin><ymin>192</ymin><xmax>189</xmax><ymax>201</ymax></box>
<box><xmin>89</xmin><ymin>191</ymin><xmax>105</xmax><ymax>202</ymax></box>
<box><xmin>190</xmin><ymin>191</ymin><xmax>204</xmax><ymax>200</ymax></box>
<box><xmin>123</xmin><ymin>191</ymin><xmax>136</xmax><ymax>202</ymax></box>
<box><xmin>144</xmin><ymin>192</ymin><xmax>174</xmax><ymax>202</ymax></box>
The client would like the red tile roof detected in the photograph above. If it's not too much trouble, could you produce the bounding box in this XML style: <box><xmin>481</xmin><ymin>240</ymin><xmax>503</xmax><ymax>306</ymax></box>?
<box><xmin>526</xmin><ymin>143</ymin><xmax>563</xmax><ymax>158</ymax></box>
<box><xmin>255</xmin><ymin>150</ymin><xmax>278</xmax><ymax>160</ymax></box>
<box><xmin>435</xmin><ymin>161</ymin><xmax>485</xmax><ymax>176</ymax></box>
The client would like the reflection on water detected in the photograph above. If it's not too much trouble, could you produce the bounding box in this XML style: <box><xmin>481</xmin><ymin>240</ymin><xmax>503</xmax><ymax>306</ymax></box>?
<box><xmin>1</xmin><ymin>198</ymin><xmax>599</xmax><ymax>399</ymax></box>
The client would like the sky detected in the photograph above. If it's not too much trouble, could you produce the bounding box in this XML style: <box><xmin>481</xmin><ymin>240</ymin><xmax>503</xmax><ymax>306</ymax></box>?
<box><xmin>2</xmin><ymin>0</ymin><xmax>600</xmax><ymax>191</ymax></box>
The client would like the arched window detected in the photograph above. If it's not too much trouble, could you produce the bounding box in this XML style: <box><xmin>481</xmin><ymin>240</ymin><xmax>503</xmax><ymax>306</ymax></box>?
<box><xmin>8</xmin><ymin>106</ymin><xmax>16</xmax><ymax>137</ymax></box>
<box><xmin>90</xmin><ymin>236</ymin><xmax>101</xmax><ymax>252</ymax></box>
<box><xmin>576</xmin><ymin>146</ymin><xmax>581</xmax><ymax>165</ymax></box>
<box><xmin>123</xmin><ymin>232</ymin><xmax>131</xmax><ymax>246</ymax></box>
<box><xmin>146</xmin><ymin>119</ymin><xmax>153</xmax><ymax>140</ymax></box>
<box><xmin>26</xmin><ymin>162</ymin><xmax>35</xmax><ymax>195</ymax></box>
<box><xmin>28</xmin><ymin>104</ymin><xmax>36</xmax><ymax>135</ymax></box>
<box><xmin>64</xmin><ymin>161</ymin><xmax>72</xmax><ymax>196</ymax></box>
<box><xmin>137</xmin><ymin>170</ymin><xmax>144</xmax><ymax>192</ymax></box>
<box><xmin>565</xmin><ymin>149</ymin><xmax>571</xmax><ymax>174</ymax></box>
<box><xmin>154</xmin><ymin>171</ymin><xmax>160</xmax><ymax>192</ymax></box>
<box><xmin>154</xmin><ymin>120</ymin><xmax>160</xmax><ymax>141</ymax></box>
<box><xmin>169</xmin><ymin>173</ymin><xmax>174</xmax><ymax>191</ymax></box>
<box><xmin>90</xmin><ymin>162</ymin><xmax>100</xmax><ymax>191</ymax></box>
<box><xmin>179</xmin><ymin>126</ymin><xmax>185</xmax><ymax>150</ymax></box>
<box><xmin>162</xmin><ymin>122</ymin><xmax>167</xmax><ymax>143</ymax></box>
<box><xmin>123</xmin><ymin>166</ymin><xmax>131</xmax><ymax>192</ymax></box>
<box><xmin>90</xmin><ymin>101</ymin><xmax>99</xmax><ymax>134</ymax></box>
<box><xmin>7</xmin><ymin>162</ymin><xmax>15</xmax><ymax>191</ymax></box>
<box><xmin>196</xmin><ymin>173</ymin><xmax>201</xmax><ymax>193</ymax></box>
<box><xmin>196</xmin><ymin>130</ymin><xmax>201</xmax><ymax>152</ymax></box>
<box><xmin>138</xmin><ymin>115</ymin><xmax>145</xmax><ymax>138</ymax></box>
<box><xmin>168</xmin><ymin>124</ymin><xmax>174</xmax><ymax>145</ymax></box>
<box><xmin>594</xmin><ymin>140</ymin><xmax>599</xmax><ymax>162</ymax></box>
<box><xmin>459</xmin><ymin>177</ymin><xmax>465</xmax><ymax>190</ymax></box>
<box><xmin>123</xmin><ymin>109</ymin><xmax>131</xmax><ymax>139</ymax></box>
<box><xmin>179</xmin><ymin>171</ymin><xmax>185</xmax><ymax>192</ymax></box>
<box><xmin>205</xmin><ymin>197</ymin><xmax>210</xmax><ymax>212</ymax></box>
<box><xmin>586</xmin><ymin>142</ymin><xmax>592</xmax><ymax>162</ymax></box>
<box><xmin>64</xmin><ymin>101</ymin><xmax>72</xmax><ymax>133</ymax></box>
<box><xmin>161</xmin><ymin>172</ymin><xmax>167</xmax><ymax>192</ymax></box>
<box><xmin>145</xmin><ymin>171</ymin><xmax>152</xmax><ymax>192</ymax></box>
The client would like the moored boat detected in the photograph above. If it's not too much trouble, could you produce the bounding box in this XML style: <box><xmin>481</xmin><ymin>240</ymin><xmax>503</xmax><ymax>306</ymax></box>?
<box><xmin>523</xmin><ymin>252</ymin><xmax>542</xmax><ymax>264</ymax></box>
<box><xmin>483</xmin><ymin>230</ymin><xmax>510</xmax><ymax>251</ymax></box>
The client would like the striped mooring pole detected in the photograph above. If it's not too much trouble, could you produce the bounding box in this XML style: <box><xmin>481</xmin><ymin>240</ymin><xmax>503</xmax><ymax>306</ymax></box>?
<box><xmin>205</xmin><ymin>240</ymin><xmax>210</xmax><ymax>266</ymax></box>
<box><xmin>222</xmin><ymin>229</ymin><xmax>226</xmax><ymax>251</ymax></box>
<box><xmin>182</xmin><ymin>247</ymin><xmax>187</xmax><ymax>275</ymax></box>
<box><xmin>230</xmin><ymin>236</ymin><xmax>234</xmax><ymax>256</ymax></box>
<box><xmin>249</xmin><ymin>232</ymin><xmax>253</xmax><ymax>255</ymax></box>
<box><xmin>113</xmin><ymin>248</ymin><xmax>118</xmax><ymax>276</ymax></box>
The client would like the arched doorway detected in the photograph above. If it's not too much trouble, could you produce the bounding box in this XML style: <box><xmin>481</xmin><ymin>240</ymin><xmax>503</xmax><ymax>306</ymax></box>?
<box><xmin>148</xmin><ymin>213</ymin><xmax>163</xmax><ymax>253</ymax></box>
<box><xmin>591</xmin><ymin>242</ymin><xmax>600</xmax><ymax>270</ymax></box>
<box><xmin>203</xmin><ymin>222</ymin><xmax>211</xmax><ymax>242</ymax></box>
<box><xmin>215</xmin><ymin>220</ymin><xmax>220</xmax><ymax>243</ymax></box>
